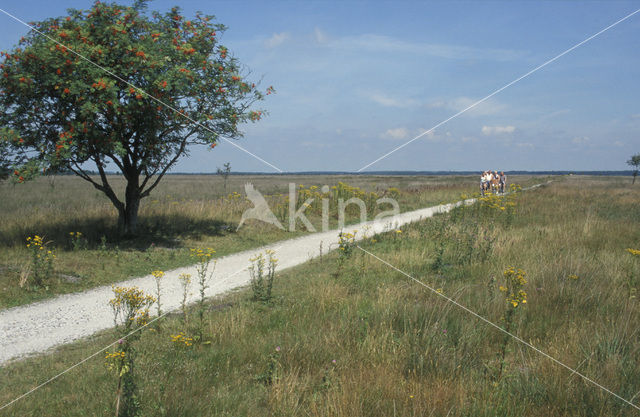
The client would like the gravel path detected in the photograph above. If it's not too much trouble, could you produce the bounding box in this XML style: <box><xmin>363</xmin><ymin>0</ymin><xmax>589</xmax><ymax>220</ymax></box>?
<box><xmin>1</xmin><ymin>183</ymin><xmax>548</xmax><ymax>366</ymax></box>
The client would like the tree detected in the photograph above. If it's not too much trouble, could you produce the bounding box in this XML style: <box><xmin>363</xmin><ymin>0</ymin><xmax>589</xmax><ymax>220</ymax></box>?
<box><xmin>0</xmin><ymin>139</ymin><xmax>11</xmax><ymax>181</ymax></box>
<box><xmin>0</xmin><ymin>0</ymin><xmax>272</xmax><ymax>235</ymax></box>
<box><xmin>628</xmin><ymin>153</ymin><xmax>640</xmax><ymax>184</ymax></box>
<box><xmin>216</xmin><ymin>161</ymin><xmax>231</xmax><ymax>191</ymax></box>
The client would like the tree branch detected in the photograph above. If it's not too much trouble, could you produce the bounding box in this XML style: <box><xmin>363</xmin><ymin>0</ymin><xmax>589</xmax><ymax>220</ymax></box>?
<box><xmin>139</xmin><ymin>128</ymin><xmax>197</xmax><ymax>198</ymax></box>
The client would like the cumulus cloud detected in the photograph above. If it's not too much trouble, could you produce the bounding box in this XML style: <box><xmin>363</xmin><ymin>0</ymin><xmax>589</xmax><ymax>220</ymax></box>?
<box><xmin>380</xmin><ymin>127</ymin><xmax>409</xmax><ymax>140</ymax></box>
<box><xmin>482</xmin><ymin>125</ymin><xmax>515</xmax><ymax>135</ymax></box>
<box><xmin>265</xmin><ymin>32</ymin><xmax>290</xmax><ymax>48</ymax></box>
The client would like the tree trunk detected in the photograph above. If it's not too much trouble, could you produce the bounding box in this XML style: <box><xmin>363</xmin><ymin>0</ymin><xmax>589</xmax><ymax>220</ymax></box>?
<box><xmin>633</xmin><ymin>171</ymin><xmax>637</xmax><ymax>185</ymax></box>
<box><xmin>118</xmin><ymin>175</ymin><xmax>142</xmax><ymax>237</ymax></box>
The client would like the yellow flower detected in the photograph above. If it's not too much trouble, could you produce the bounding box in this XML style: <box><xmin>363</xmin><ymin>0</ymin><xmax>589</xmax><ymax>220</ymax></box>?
<box><xmin>626</xmin><ymin>248</ymin><xmax>640</xmax><ymax>257</ymax></box>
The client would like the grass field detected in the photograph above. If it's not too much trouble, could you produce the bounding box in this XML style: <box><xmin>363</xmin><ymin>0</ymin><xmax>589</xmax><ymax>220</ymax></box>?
<box><xmin>1</xmin><ymin>175</ymin><xmax>639</xmax><ymax>416</ymax></box>
<box><xmin>0</xmin><ymin>173</ymin><xmax>544</xmax><ymax>308</ymax></box>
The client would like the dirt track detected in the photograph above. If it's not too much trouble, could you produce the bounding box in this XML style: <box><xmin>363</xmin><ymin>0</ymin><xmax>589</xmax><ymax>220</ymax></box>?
<box><xmin>0</xmin><ymin>182</ymin><xmax>549</xmax><ymax>366</ymax></box>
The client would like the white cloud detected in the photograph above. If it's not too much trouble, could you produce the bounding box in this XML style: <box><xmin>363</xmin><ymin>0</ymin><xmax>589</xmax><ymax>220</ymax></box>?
<box><xmin>330</xmin><ymin>34</ymin><xmax>524</xmax><ymax>61</ymax></box>
<box><xmin>540</xmin><ymin>109</ymin><xmax>570</xmax><ymax>120</ymax></box>
<box><xmin>417</xmin><ymin>128</ymin><xmax>437</xmax><ymax>141</ymax></box>
<box><xmin>265</xmin><ymin>32</ymin><xmax>290</xmax><ymax>48</ymax></box>
<box><xmin>482</xmin><ymin>125</ymin><xmax>516</xmax><ymax>135</ymax></box>
<box><xmin>369</xmin><ymin>92</ymin><xmax>419</xmax><ymax>108</ymax></box>
<box><xmin>380</xmin><ymin>127</ymin><xmax>409</xmax><ymax>140</ymax></box>
<box><xmin>314</xmin><ymin>27</ymin><xmax>329</xmax><ymax>44</ymax></box>
<box><xmin>428</xmin><ymin>97</ymin><xmax>505</xmax><ymax>116</ymax></box>
<box><xmin>516</xmin><ymin>142</ymin><xmax>534</xmax><ymax>149</ymax></box>
<box><xmin>571</xmin><ymin>136</ymin><xmax>590</xmax><ymax>144</ymax></box>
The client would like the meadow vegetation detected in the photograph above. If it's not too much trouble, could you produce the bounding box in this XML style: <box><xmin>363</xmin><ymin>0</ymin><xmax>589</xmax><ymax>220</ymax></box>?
<box><xmin>1</xmin><ymin>176</ymin><xmax>639</xmax><ymax>416</ymax></box>
<box><xmin>0</xmin><ymin>174</ymin><xmax>543</xmax><ymax>308</ymax></box>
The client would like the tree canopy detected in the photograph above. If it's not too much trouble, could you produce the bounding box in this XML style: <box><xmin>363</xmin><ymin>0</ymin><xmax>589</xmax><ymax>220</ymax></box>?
<box><xmin>0</xmin><ymin>0</ymin><xmax>272</xmax><ymax>234</ymax></box>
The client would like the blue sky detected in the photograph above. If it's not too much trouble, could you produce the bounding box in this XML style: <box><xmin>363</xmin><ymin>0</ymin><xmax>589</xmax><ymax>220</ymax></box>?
<box><xmin>1</xmin><ymin>0</ymin><xmax>639</xmax><ymax>172</ymax></box>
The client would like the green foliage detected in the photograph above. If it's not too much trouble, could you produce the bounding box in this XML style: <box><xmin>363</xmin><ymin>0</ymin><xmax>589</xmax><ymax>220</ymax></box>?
<box><xmin>68</xmin><ymin>231</ymin><xmax>87</xmax><ymax>251</ymax></box>
<box><xmin>107</xmin><ymin>285</ymin><xmax>155</xmax><ymax>417</ymax></box>
<box><xmin>0</xmin><ymin>1</ymin><xmax>271</xmax><ymax>233</ymax></box>
<box><xmin>190</xmin><ymin>247</ymin><xmax>216</xmax><ymax>340</ymax></box>
<box><xmin>25</xmin><ymin>235</ymin><xmax>55</xmax><ymax>288</ymax></box>
<box><xmin>627</xmin><ymin>153</ymin><xmax>640</xmax><ymax>184</ymax></box>
<box><xmin>3</xmin><ymin>178</ymin><xmax>640</xmax><ymax>416</ymax></box>
<box><xmin>334</xmin><ymin>231</ymin><xmax>357</xmax><ymax>278</ymax></box>
<box><xmin>249</xmin><ymin>250</ymin><xmax>278</xmax><ymax>302</ymax></box>
<box><xmin>217</xmin><ymin>162</ymin><xmax>231</xmax><ymax>190</ymax></box>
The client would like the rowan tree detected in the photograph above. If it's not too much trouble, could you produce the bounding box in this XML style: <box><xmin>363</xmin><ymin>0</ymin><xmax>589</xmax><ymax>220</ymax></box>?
<box><xmin>628</xmin><ymin>153</ymin><xmax>640</xmax><ymax>185</ymax></box>
<box><xmin>0</xmin><ymin>0</ymin><xmax>272</xmax><ymax>235</ymax></box>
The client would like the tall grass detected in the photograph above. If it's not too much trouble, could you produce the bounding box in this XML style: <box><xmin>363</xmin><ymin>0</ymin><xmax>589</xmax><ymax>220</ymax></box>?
<box><xmin>1</xmin><ymin>176</ymin><xmax>638</xmax><ymax>416</ymax></box>
<box><xmin>0</xmin><ymin>174</ymin><xmax>545</xmax><ymax>308</ymax></box>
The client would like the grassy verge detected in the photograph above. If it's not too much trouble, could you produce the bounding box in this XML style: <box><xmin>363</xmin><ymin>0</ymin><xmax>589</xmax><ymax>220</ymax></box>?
<box><xmin>0</xmin><ymin>174</ymin><xmax>547</xmax><ymax>308</ymax></box>
<box><xmin>1</xmin><ymin>176</ymin><xmax>638</xmax><ymax>416</ymax></box>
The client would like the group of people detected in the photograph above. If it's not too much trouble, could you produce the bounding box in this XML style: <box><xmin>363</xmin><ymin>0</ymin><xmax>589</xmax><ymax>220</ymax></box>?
<box><xmin>480</xmin><ymin>170</ymin><xmax>507</xmax><ymax>195</ymax></box>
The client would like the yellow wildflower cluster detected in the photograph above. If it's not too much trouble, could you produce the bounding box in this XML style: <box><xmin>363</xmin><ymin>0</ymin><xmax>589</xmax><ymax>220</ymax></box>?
<box><xmin>109</xmin><ymin>286</ymin><xmax>156</xmax><ymax>328</ymax></box>
<box><xmin>104</xmin><ymin>349</ymin><xmax>128</xmax><ymax>375</ymax></box>
<box><xmin>27</xmin><ymin>235</ymin><xmax>55</xmax><ymax>258</ymax></box>
<box><xmin>190</xmin><ymin>247</ymin><xmax>216</xmax><ymax>260</ymax></box>
<box><xmin>568</xmin><ymin>274</ymin><xmax>579</xmax><ymax>280</ymax></box>
<box><xmin>26</xmin><ymin>235</ymin><xmax>44</xmax><ymax>248</ymax></box>
<box><xmin>294</xmin><ymin>182</ymin><xmax>381</xmax><ymax>214</ymax></box>
<box><xmin>226</xmin><ymin>191</ymin><xmax>242</xmax><ymax>201</ymax></box>
<box><xmin>338</xmin><ymin>230</ymin><xmax>357</xmax><ymax>259</ymax></box>
<box><xmin>334</xmin><ymin>182</ymin><xmax>378</xmax><ymax>200</ymax></box>
<box><xmin>500</xmin><ymin>267</ymin><xmax>528</xmax><ymax>308</ymax></box>
<box><xmin>338</xmin><ymin>231</ymin><xmax>356</xmax><ymax>251</ymax></box>
<box><xmin>477</xmin><ymin>185</ymin><xmax>519</xmax><ymax>218</ymax></box>
<box><xmin>626</xmin><ymin>248</ymin><xmax>640</xmax><ymax>257</ymax></box>
<box><xmin>265</xmin><ymin>249</ymin><xmax>278</xmax><ymax>265</ymax></box>
<box><xmin>26</xmin><ymin>235</ymin><xmax>55</xmax><ymax>286</ymax></box>
<box><xmin>69</xmin><ymin>231</ymin><xmax>82</xmax><ymax>238</ymax></box>
<box><xmin>479</xmin><ymin>193</ymin><xmax>507</xmax><ymax>211</ymax></box>
<box><xmin>151</xmin><ymin>270</ymin><xmax>164</xmax><ymax>279</ymax></box>
<box><xmin>179</xmin><ymin>273</ymin><xmax>192</xmax><ymax>285</ymax></box>
<box><xmin>249</xmin><ymin>249</ymin><xmax>278</xmax><ymax>267</ymax></box>
<box><xmin>171</xmin><ymin>332</ymin><xmax>193</xmax><ymax>347</ymax></box>
<box><xmin>105</xmin><ymin>350</ymin><xmax>125</xmax><ymax>360</ymax></box>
